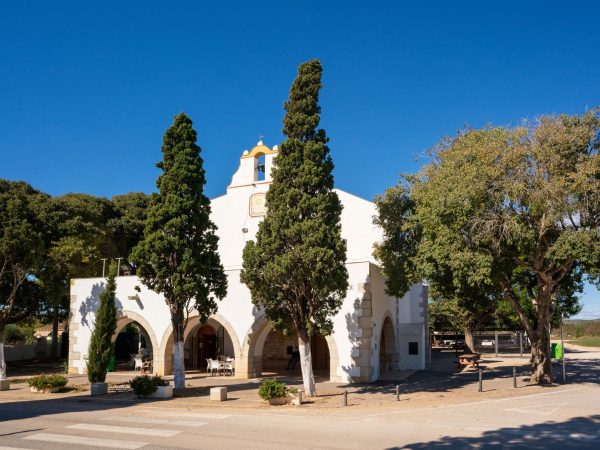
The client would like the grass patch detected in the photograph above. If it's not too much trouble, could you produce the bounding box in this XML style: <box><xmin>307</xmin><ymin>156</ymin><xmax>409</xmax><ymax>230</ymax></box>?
<box><xmin>566</xmin><ymin>336</ymin><xmax>600</xmax><ymax>347</ymax></box>
<box><xmin>58</xmin><ymin>384</ymin><xmax>87</xmax><ymax>393</ymax></box>
<box><xmin>8</xmin><ymin>378</ymin><xmax>30</xmax><ymax>384</ymax></box>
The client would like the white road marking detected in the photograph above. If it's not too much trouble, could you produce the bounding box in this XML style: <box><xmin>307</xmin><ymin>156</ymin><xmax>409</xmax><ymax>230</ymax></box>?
<box><xmin>0</xmin><ymin>447</ymin><xmax>36</xmax><ymax>450</ymax></box>
<box><xmin>103</xmin><ymin>415</ymin><xmax>207</xmax><ymax>427</ymax></box>
<box><xmin>138</xmin><ymin>409</ymin><xmax>231</xmax><ymax>420</ymax></box>
<box><xmin>505</xmin><ymin>402</ymin><xmax>567</xmax><ymax>416</ymax></box>
<box><xmin>357</xmin><ymin>387</ymin><xmax>583</xmax><ymax>420</ymax></box>
<box><xmin>23</xmin><ymin>433</ymin><xmax>147</xmax><ymax>449</ymax></box>
<box><xmin>67</xmin><ymin>423</ymin><xmax>179</xmax><ymax>437</ymax></box>
<box><xmin>456</xmin><ymin>388</ymin><xmax>581</xmax><ymax>407</ymax></box>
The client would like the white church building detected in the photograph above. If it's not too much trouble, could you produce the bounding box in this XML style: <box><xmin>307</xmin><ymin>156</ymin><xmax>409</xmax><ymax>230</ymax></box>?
<box><xmin>68</xmin><ymin>142</ymin><xmax>429</xmax><ymax>383</ymax></box>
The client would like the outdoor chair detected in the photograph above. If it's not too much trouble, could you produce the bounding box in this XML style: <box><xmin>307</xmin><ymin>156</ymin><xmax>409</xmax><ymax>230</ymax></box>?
<box><xmin>134</xmin><ymin>357</ymin><xmax>143</xmax><ymax>372</ymax></box>
<box><xmin>206</xmin><ymin>358</ymin><xmax>220</xmax><ymax>376</ymax></box>
<box><xmin>141</xmin><ymin>360</ymin><xmax>152</xmax><ymax>374</ymax></box>
<box><xmin>222</xmin><ymin>359</ymin><xmax>234</xmax><ymax>376</ymax></box>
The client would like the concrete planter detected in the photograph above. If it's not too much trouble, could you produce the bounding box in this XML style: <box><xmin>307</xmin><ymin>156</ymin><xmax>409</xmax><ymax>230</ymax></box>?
<box><xmin>91</xmin><ymin>382</ymin><xmax>108</xmax><ymax>396</ymax></box>
<box><xmin>30</xmin><ymin>386</ymin><xmax>60</xmax><ymax>393</ymax></box>
<box><xmin>148</xmin><ymin>384</ymin><xmax>173</xmax><ymax>399</ymax></box>
<box><xmin>287</xmin><ymin>391</ymin><xmax>303</xmax><ymax>406</ymax></box>
<box><xmin>267</xmin><ymin>396</ymin><xmax>287</xmax><ymax>406</ymax></box>
<box><xmin>0</xmin><ymin>379</ymin><xmax>10</xmax><ymax>391</ymax></box>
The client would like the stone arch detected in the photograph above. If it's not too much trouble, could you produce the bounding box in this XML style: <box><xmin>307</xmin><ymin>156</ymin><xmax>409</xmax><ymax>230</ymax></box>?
<box><xmin>112</xmin><ymin>310</ymin><xmax>160</xmax><ymax>359</ymax></box>
<box><xmin>240</xmin><ymin>315</ymin><xmax>340</xmax><ymax>381</ymax></box>
<box><xmin>156</xmin><ymin>312</ymin><xmax>242</xmax><ymax>376</ymax></box>
<box><xmin>379</xmin><ymin>312</ymin><xmax>399</xmax><ymax>373</ymax></box>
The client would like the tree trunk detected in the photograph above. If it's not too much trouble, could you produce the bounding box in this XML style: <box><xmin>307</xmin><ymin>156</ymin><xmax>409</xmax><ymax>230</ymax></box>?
<box><xmin>170</xmin><ymin>308</ymin><xmax>186</xmax><ymax>390</ymax></box>
<box><xmin>0</xmin><ymin>318</ymin><xmax>6</xmax><ymax>380</ymax></box>
<box><xmin>50</xmin><ymin>309</ymin><xmax>59</xmax><ymax>360</ymax></box>
<box><xmin>464</xmin><ymin>328</ymin><xmax>475</xmax><ymax>353</ymax></box>
<box><xmin>530</xmin><ymin>319</ymin><xmax>553</xmax><ymax>384</ymax></box>
<box><xmin>298</xmin><ymin>328</ymin><xmax>316</xmax><ymax>397</ymax></box>
<box><xmin>0</xmin><ymin>342</ymin><xmax>6</xmax><ymax>381</ymax></box>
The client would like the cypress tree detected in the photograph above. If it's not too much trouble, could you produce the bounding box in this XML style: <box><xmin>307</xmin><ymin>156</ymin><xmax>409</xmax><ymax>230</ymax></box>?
<box><xmin>87</xmin><ymin>264</ymin><xmax>117</xmax><ymax>383</ymax></box>
<box><xmin>131</xmin><ymin>113</ymin><xmax>227</xmax><ymax>390</ymax></box>
<box><xmin>241</xmin><ymin>60</ymin><xmax>348</xmax><ymax>396</ymax></box>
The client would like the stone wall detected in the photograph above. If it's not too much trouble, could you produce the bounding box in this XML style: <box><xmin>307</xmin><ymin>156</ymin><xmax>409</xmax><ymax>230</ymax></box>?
<box><xmin>262</xmin><ymin>330</ymin><xmax>296</xmax><ymax>370</ymax></box>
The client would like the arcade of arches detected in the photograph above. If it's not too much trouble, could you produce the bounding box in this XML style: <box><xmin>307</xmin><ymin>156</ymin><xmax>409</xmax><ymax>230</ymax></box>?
<box><xmin>153</xmin><ymin>314</ymin><xmax>337</xmax><ymax>380</ymax></box>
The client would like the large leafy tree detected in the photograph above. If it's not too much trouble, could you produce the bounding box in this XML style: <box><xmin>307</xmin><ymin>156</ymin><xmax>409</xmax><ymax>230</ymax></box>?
<box><xmin>241</xmin><ymin>60</ymin><xmax>348</xmax><ymax>396</ymax></box>
<box><xmin>0</xmin><ymin>180</ymin><xmax>46</xmax><ymax>380</ymax></box>
<box><xmin>131</xmin><ymin>113</ymin><xmax>227</xmax><ymax>390</ymax></box>
<box><xmin>376</xmin><ymin>111</ymin><xmax>600</xmax><ymax>384</ymax></box>
<box><xmin>36</xmin><ymin>193</ymin><xmax>120</xmax><ymax>358</ymax></box>
<box><xmin>109</xmin><ymin>192</ymin><xmax>151</xmax><ymax>260</ymax></box>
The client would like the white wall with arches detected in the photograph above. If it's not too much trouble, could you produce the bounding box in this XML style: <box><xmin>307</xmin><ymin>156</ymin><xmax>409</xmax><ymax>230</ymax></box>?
<box><xmin>68</xmin><ymin>141</ymin><xmax>428</xmax><ymax>382</ymax></box>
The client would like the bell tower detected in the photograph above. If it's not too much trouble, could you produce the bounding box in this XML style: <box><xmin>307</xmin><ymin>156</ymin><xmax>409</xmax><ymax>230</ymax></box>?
<box><xmin>228</xmin><ymin>140</ymin><xmax>279</xmax><ymax>188</ymax></box>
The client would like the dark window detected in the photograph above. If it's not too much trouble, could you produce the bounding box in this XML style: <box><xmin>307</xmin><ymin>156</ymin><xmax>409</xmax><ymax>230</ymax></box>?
<box><xmin>287</xmin><ymin>345</ymin><xmax>293</xmax><ymax>355</ymax></box>
<box><xmin>409</xmin><ymin>342</ymin><xmax>419</xmax><ymax>355</ymax></box>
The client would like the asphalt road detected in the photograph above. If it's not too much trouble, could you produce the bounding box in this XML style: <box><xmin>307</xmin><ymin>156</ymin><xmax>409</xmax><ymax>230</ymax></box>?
<box><xmin>1</xmin><ymin>346</ymin><xmax>598</xmax><ymax>449</ymax></box>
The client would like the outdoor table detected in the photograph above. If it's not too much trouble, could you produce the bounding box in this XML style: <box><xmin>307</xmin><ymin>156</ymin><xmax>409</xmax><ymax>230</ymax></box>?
<box><xmin>458</xmin><ymin>353</ymin><xmax>480</xmax><ymax>368</ymax></box>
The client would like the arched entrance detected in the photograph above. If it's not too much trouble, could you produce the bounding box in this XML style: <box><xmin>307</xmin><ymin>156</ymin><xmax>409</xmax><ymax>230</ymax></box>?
<box><xmin>111</xmin><ymin>311</ymin><xmax>159</xmax><ymax>372</ymax></box>
<box><xmin>261</xmin><ymin>329</ymin><xmax>330</xmax><ymax>373</ymax></box>
<box><xmin>156</xmin><ymin>313</ymin><xmax>241</xmax><ymax>376</ymax></box>
<box><xmin>242</xmin><ymin>316</ymin><xmax>339</xmax><ymax>381</ymax></box>
<box><xmin>379</xmin><ymin>315</ymin><xmax>398</xmax><ymax>373</ymax></box>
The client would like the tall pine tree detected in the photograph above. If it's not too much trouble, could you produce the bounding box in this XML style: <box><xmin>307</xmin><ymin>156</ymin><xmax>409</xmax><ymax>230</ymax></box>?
<box><xmin>87</xmin><ymin>263</ymin><xmax>117</xmax><ymax>384</ymax></box>
<box><xmin>241</xmin><ymin>60</ymin><xmax>348</xmax><ymax>396</ymax></box>
<box><xmin>131</xmin><ymin>113</ymin><xmax>227</xmax><ymax>390</ymax></box>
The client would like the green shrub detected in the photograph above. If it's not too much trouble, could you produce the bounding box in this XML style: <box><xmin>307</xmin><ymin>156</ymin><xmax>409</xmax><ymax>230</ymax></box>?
<box><xmin>4</xmin><ymin>324</ymin><xmax>26</xmax><ymax>344</ymax></box>
<box><xmin>288</xmin><ymin>386</ymin><xmax>298</xmax><ymax>394</ymax></box>
<box><xmin>129</xmin><ymin>375</ymin><xmax>158</xmax><ymax>397</ymax></box>
<box><xmin>28</xmin><ymin>375</ymin><xmax>68</xmax><ymax>390</ymax></box>
<box><xmin>258</xmin><ymin>379</ymin><xmax>288</xmax><ymax>400</ymax></box>
<box><xmin>151</xmin><ymin>375</ymin><xmax>169</xmax><ymax>387</ymax></box>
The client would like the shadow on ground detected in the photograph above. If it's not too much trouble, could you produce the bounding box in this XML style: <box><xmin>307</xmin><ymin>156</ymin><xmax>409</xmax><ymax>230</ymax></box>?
<box><xmin>393</xmin><ymin>414</ymin><xmax>600</xmax><ymax>449</ymax></box>
<box><xmin>7</xmin><ymin>359</ymin><xmax>66</xmax><ymax>378</ymax></box>
<box><xmin>343</xmin><ymin>349</ymin><xmax>529</xmax><ymax>395</ymax></box>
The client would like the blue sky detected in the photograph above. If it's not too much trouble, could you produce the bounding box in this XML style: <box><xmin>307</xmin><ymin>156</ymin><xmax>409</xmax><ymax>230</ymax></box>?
<box><xmin>1</xmin><ymin>1</ymin><xmax>599</xmax><ymax>318</ymax></box>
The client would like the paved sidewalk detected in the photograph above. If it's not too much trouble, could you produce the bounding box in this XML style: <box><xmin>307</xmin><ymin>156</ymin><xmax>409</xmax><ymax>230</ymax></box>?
<box><xmin>4</xmin><ymin>344</ymin><xmax>596</xmax><ymax>411</ymax></box>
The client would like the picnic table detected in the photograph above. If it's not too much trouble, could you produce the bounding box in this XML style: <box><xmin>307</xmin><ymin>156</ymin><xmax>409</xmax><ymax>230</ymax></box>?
<box><xmin>458</xmin><ymin>353</ymin><xmax>480</xmax><ymax>368</ymax></box>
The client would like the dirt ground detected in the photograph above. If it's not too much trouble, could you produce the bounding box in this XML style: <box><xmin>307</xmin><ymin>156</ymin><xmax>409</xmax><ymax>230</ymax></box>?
<box><xmin>4</xmin><ymin>345</ymin><xmax>593</xmax><ymax>411</ymax></box>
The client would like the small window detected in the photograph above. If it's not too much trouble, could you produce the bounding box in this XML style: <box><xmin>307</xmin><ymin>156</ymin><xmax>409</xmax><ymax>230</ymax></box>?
<box><xmin>409</xmin><ymin>342</ymin><xmax>419</xmax><ymax>355</ymax></box>
<box><xmin>286</xmin><ymin>346</ymin><xmax>293</xmax><ymax>355</ymax></box>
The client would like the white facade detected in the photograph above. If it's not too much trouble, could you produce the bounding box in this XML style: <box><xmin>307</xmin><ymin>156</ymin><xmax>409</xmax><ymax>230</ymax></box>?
<box><xmin>68</xmin><ymin>142</ymin><xmax>428</xmax><ymax>383</ymax></box>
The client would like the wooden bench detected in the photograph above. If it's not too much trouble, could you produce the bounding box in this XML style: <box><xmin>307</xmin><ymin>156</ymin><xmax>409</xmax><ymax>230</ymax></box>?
<box><xmin>458</xmin><ymin>353</ymin><xmax>480</xmax><ymax>368</ymax></box>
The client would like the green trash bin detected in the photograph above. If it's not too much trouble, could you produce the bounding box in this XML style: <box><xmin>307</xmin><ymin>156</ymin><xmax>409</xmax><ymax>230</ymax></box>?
<box><xmin>107</xmin><ymin>354</ymin><xmax>116</xmax><ymax>372</ymax></box>
<box><xmin>554</xmin><ymin>343</ymin><xmax>563</xmax><ymax>359</ymax></box>
<box><xmin>550</xmin><ymin>343</ymin><xmax>557</xmax><ymax>358</ymax></box>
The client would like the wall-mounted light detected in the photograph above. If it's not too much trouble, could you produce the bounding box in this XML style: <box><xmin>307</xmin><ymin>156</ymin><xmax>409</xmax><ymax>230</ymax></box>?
<box><xmin>242</xmin><ymin>228</ymin><xmax>248</xmax><ymax>233</ymax></box>
<box><xmin>128</xmin><ymin>294</ymin><xmax>140</xmax><ymax>301</ymax></box>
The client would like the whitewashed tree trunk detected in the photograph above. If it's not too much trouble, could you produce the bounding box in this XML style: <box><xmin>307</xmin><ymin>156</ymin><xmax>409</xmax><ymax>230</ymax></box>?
<box><xmin>170</xmin><ymin>306</ymin><xmax>186</xmax><ymax>390</ymax></box>
<box><xmin>0</xmin><ymin>342</ymin><xmax>6</xmax><ymax>380</ymax></box>
<box><xmin>173</xmin><ymin>339</ymin><xmax>185</xmax><ymax>390</ymax></box>
<box><xmin>298</xmin><ymin>331</ymin><xmax>315</xmax><ymax>396</ymax></box>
